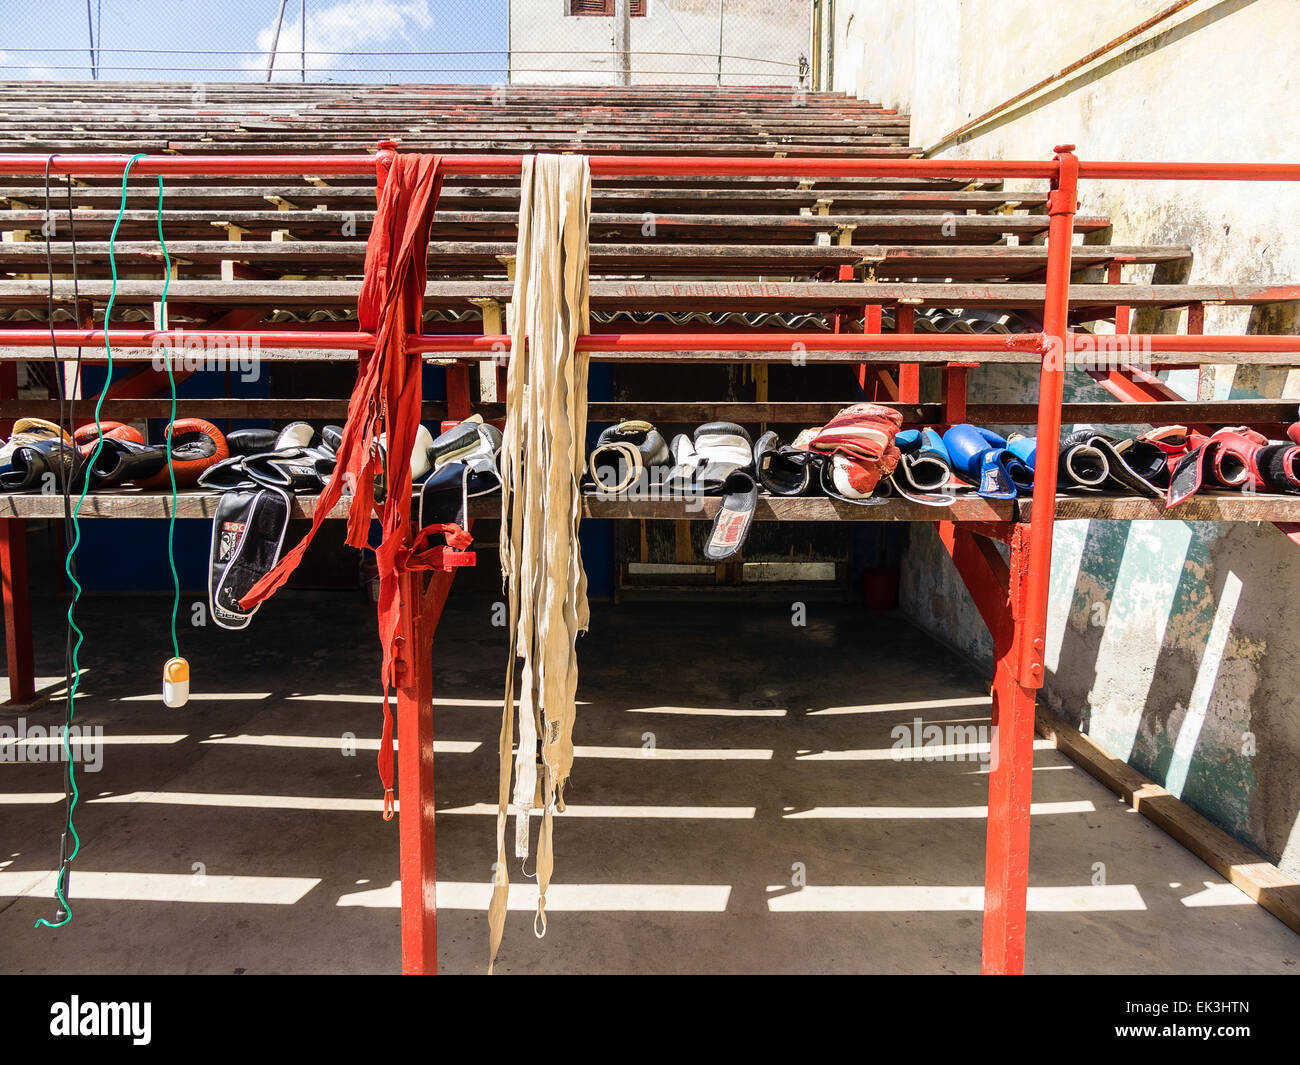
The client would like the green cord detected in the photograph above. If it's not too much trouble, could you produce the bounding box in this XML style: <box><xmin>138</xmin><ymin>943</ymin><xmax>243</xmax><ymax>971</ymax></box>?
<box><xmin>156</xmin><ymin>175</ymin><xmax>181</xmax><ymax>659</ymax></box>
<box><xmin>37</xmin><ymin>153</ymin><xmax>147</xmax><ymax>930</ymax></box>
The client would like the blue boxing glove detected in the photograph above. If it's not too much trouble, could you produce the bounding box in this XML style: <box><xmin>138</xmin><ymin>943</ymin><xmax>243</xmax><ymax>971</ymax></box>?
<box><xmin>942</xmin><ymin>424</ymin><xmax>1033</xmax><ymax>500</ymax></box>
<box><xmin>895</xmin><ymin>428</ymin><xmax>952</xmax><ymax>493</ymax></box>
<box><xmin>1007</xmin><ymin>433</ymin><xmax>1037</xmax><ymax>468</ymax></box>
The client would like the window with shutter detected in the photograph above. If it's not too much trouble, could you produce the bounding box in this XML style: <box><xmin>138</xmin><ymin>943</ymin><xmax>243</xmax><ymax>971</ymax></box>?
<box><xmin>568</xmin><ymin>0</ymin><xmax>648</xmax><ymax>15</ymax></box>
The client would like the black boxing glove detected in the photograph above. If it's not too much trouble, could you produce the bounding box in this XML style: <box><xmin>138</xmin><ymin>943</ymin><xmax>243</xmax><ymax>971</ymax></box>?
<box><xmin>0</xmin><ymin>439</ymin><xmax>83</xmax><ymax>493</ymax></box>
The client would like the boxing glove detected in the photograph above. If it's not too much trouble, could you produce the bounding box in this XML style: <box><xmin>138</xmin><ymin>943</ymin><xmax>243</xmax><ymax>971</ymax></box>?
<box><xmin>1208</xmin><ymin>427</ymin><xmax>1268</xmax><ymax>490</ymax></box>
<box><xmin>198</xmin><ymin>454</ymin><xmax>257</xmax><ymax>492</ymax></box>
<box><xmin>416</xmin><ymin>420</ymin><xmax>504</xmax><ymax>543</ymax></box>
<box><xmin>429</xmin><ymin>417</ymin><xmax>502</xmax><ymax>473</ymax></box>
<box><xmin>275</xmin><ymin>422</ymin><xmax>315</xmax><ymax>450</ymax></box>
<box><xmin>691</xmin><ymin>422</ymin><xmax>755</xmax><ymax>488</ymax></box>
<box><xmin>1007</xmin><ymin>434</ymin><xmax>1036</xmax><ymax>469</ymax></box>
<box><xmin>319</xmin><ymin>424</ymin><xmax>343</xmax><ymax>457</ymax></box>
<box><xmin>244</xmin><ymin>448</ymin><xmax>336</xmax><ymax>492</ymax></box>
<box><xmin>657</xmin><ymin>423</ymin><xmax>758</xmax><ymax>558</ymax></box>
<box><xmin>1059</xmin><ymin>429</ymin><xmax>1110</xmax><ymax>490</ymax></box>
<box><xmin>942</xmin><ymin>424</ymin><xmax>1032</xmax><ymax>500</ymax></box>
<box><xmin>754</xmin><ymin>430</ymin><xmax>817</xmax><ymax>496</ymax></box>
<box><xmin>692</xmin><ymin>422</ymin><xmax>759</xmax><ymax>560</ymax></box>
<box><xmin>88</xmin><ymin>437</ymin><xmax>167</xmax><ymax>489</ymax></box>
<box><xmin>1167</xmin><ymin>427</ymin><xmax>1263</xmax><ymax>506</ymax></box>
<box><xmin>809</xmin><ymin>404</ymin><xmax>902</xmax><ymax>500</ymax></box>
<box><xmin>894</xmin><ymin>427</ymin><xmax>952</xmax><ymax>492</ymax></box>
<box><xmin>226</xmin><ymin>428</ymin><xmax>280</xmax><ymax>457</ymax></box>
<box><xmin>373</xmin><ymin>424</ymin><xmax>435</xmax><ymax>502</ymax></box>
<box><xmin>663</xmin><ymin>423</ymin><xmax>754</xmax><ymax>492</ymax></box>
<box><xmin>0</xmin><ymin>438</ymin><xmax>83</xmax><ymax>492</ymax></box>
<box><xmin>208</xmin><ymin>485</ymin><xmax>292</xmax><ymax>630</ymax></box>
<box><xmin>74</xmin><ymin>421</ymin><xmax>143</xmax><ymax>457</ymax></box>
<box><xmin>0</xmin><ymin>418</ymin><xmax>70</xmax><ymax>468</ymax></box>
<box><xmin>1256</xmin><ymin>442</ymin><xmax>1300</xmax><ymax>492</ymax></box>
<box><xmin>588</xmin><ymin>420</ymin><xmax>669</xmax><ymax>493</ymax></box>
<box><xmin>137</xmin><ymin>419</ymin><xmax>229</xmax><ymax>490</ymax></box>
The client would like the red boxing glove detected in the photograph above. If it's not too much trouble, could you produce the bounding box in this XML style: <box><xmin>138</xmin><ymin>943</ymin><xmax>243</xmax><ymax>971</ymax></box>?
<box><xmin>1208</xmin><ymin>427</ymin><xmax>1268</xmax><ymax>490</ymax></box>
<box><xmin>137</xmin><ymin>418</ymin><xmax>229</xmax><ymax>489</ymax></box>
<box><xmin>809</xmin><ymin>403</ymin><xmax>903</xmax><ymax>498</ymax></box>
<box><xmin>74</xmin><ymin>421</ymin><xmax>144</xmax><ymax>457</ymax></box>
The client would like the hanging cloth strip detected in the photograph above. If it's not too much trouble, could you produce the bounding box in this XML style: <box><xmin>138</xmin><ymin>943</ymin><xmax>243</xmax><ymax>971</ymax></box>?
<box><xmin>488</xmin><ymin>154</ymin><xmax>592</xmax><ymax>971</ymax></box>
<box><xmin>239</xmin><ymin>152</ymin><xmax>444</xmax><ymax>818</ymax></box>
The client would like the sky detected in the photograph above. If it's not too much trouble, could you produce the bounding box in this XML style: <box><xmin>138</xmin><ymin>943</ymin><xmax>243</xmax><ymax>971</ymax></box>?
<box><xmin>0</xmin><ymin>0</ymin><xmax>510</xmax><ymax>82</ymax></box>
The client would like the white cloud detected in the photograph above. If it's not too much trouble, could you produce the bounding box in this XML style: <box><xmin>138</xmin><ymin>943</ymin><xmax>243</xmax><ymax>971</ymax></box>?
<box><xmin>252</xmin><ymin>0</ymin><xmax>435</xmax><ymax>78</ymax></box>
<box><xmin>0</xmin><ymin>50</ymin><xmax>61</xmax><ymax>80</ymax></box>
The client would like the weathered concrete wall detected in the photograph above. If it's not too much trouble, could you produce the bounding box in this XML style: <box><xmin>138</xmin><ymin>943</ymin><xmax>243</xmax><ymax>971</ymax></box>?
<box><xmin>836</xmin><ymin>0</ymin><xmax>1300</xmax><ymax>876</ymax></box>
<box><xmin>510</xmin><ymin>0</ymin><xmax>811</xmax><ymax>86</ymax></box>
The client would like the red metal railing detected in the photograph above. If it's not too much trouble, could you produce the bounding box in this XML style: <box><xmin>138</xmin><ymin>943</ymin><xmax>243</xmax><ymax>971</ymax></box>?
<box><xmin>2</xmin><ymin>144</ymin><xmax>1298</xmax><ymax>976</ymax></box>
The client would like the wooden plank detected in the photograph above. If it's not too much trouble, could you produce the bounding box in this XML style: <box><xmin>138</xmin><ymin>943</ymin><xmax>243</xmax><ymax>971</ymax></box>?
<box><xmin>2</xmin><ymin>397</ymin><xmax>1292</xmax><ymax>428</ymax></box>
<box><xmin>1035</xmin><ymin>705</ymin><xmax>1300</xmax><ymax>936</ymax></box>
<box><xmin>6</xmin><ymin>279</ymin><xmax>1295</xmax><ymax>311</ymax></box>
<box><xmin>0</xmin><ymin>241</ymin><xmax>1191</xmax><ymax>280</ymax></box>
<box><xmin>5</xmin><ymin>490</ymin><xmax>1300</xmax><ymax>523</ymax></box>
<box><xmin>2</xmin><ymin>343</ymin><xmax>1293</xmax><ymax>367</ymax></box>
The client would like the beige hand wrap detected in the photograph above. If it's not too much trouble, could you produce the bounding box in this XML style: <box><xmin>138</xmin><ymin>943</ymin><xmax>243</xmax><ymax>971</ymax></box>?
<box><xmin>488</xmin><ymin>154</ymin><xmax>591</xmax><ymax>970</ymax></box>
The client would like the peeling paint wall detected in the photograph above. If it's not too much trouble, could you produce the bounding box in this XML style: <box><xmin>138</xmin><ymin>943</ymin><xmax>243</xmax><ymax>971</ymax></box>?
<box><xmin>836</xmin><ymin>0</ymin><xmax>1300</xmax><ymax>877</ymax></box>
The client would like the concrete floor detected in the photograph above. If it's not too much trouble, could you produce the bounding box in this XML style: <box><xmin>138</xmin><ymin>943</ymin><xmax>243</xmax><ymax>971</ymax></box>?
<box><xmin>1</xmin><ymin>586</ymin><xmax>1297</xmax><ymax>974</ymax></box>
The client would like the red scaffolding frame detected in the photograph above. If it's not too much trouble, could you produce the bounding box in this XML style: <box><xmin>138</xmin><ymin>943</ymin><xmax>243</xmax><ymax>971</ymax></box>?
<box><xmin>2</xmin><ymin>144</ymin><xmax>1298</xmax><ymax>975</ymax></box>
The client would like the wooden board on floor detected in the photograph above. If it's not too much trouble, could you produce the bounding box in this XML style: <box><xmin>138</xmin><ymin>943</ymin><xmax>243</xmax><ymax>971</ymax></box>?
<box><xmin>1034</xmin><ymin>704</ymin><xmax>1300</xmax><ymax>936</ymax></box>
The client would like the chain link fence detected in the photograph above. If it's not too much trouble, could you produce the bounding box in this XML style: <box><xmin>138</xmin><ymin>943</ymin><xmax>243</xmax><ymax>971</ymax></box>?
<box><xmin>0</xmin><ymin>0</ymin><xmax>809</xmax><ymax>85</ymax></box>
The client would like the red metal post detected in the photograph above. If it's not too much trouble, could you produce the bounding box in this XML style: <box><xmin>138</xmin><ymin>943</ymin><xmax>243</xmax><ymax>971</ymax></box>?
<box><xmin>1016</xmin><ymin>146</ymin><xmax>1077</xmax><ymax>688</ymax></box>
<box><xmin>936</xmin><ymin>520</ymin><xmax>1038</xmax><ymax>974</ymax></box>
<box><xmin>0</xmin><ymin>518</ymin><xmax>35</xmax><ymax>705</ymax></box>
<box><xmin>0</xmin><ymin>358</ymin><xmax>35</xmax><ymax>706</ymax></box>
<box><xmin>981</xmin><ymin>145</ymin><xmax>1078</xmax><ymax>975</ymax></box>
<box><xmin>943</xmin><ymin>362</ymin><xmax>976</xmax><ymax>425</ymax></box>
<box><xmin>395</xmin><ymin>566</ymin><xmax>439</xmax><ymax>974</ymax></box>
<box><xmin>859</xmin><ymin>303</ymin><xmax>882</xmax><ymax>395</ymax></box>
<box><xmin>896</xmin><ymin>305</ymin><xmax>920</xmax><ymax>403</ymax></box>
<box><xmin>983</xmin><ymin>523</ymin><xmax>1039</xmax><ymax>974</ymax></box>
<box><xmin>1107</xmin><ymin>261</ymin><xmax>1131</xmax><ymax>334</ymax></box>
